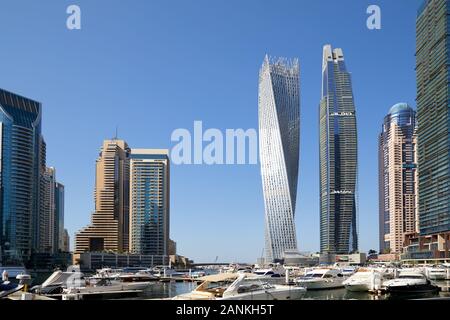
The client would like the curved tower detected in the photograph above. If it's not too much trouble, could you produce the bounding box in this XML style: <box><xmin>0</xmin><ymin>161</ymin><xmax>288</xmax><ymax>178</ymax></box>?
<box><xmin>258</xmin><ymin>55</ymin><xmax>300</xmax><ymax>262</ymax></box>
<box><xmin>319</xmin><ymin>45</ymin><xmax>358</xmax><ymax>255</ymax></box>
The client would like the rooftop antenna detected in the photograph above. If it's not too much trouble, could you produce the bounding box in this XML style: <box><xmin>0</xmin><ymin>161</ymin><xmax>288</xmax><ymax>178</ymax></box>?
<box><xmin>113</xmin><ymin>125</ymin><xmax>119</xmax><ymax>140</ymax></box>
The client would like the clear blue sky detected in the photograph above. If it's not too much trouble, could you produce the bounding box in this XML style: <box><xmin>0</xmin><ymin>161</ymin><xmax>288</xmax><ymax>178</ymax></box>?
<box><xmin>0</xmin><ymin>0</ymin><xmax>422</xmax><ymax>263</ymax></box>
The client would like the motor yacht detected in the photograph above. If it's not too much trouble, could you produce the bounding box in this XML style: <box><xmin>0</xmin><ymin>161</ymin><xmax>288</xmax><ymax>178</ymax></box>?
<box><xmin>172</xmin><ymin>273</ymin><xmax>239</xmax><ymax>300</ymax></box>
<box><xmin>294</xmin><ymin>268</ymin><xmax>346</xmax><ymax>290</ymax></box>
<box><xmin>343</xmin><ymin>268</ymin><xmax>384</xmax><ymax>292</ymax></box>
<box><xmin>31</xmin><ymin>270</ymin><xmax>85</xmax><ymax>294</ymax></box>
<box><xmin>172</xmin><ymin>273</ymin><xmax>305</xmax><ymax>300</ymax></box>
<box><xmin>64</xmin><ymin>277</ymin><xmax>151</xmax><ymax>295</ymax></box>
<box><xmin>220</xmin><ymin>275</ymin><xmax>306</xmax><ymax>300</ymax></box>
<box><xmin>384</xmin><ymin>271</ymin><xmax>440</xmax><ymax>295</ymax></box>
<box><xmin>425</xmin><ymin>266</ymin><xmax>448</xmax><ymax>281</ymax></box>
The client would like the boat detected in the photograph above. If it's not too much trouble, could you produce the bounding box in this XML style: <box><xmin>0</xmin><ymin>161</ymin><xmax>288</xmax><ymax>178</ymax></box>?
<box><xmin>172</xmin><ymin>273</ymin><xmax>306</xmax><ymax>300</ymax></box>
<box><xmin>152</xmin><ymin>266</ymin><xmax>186</xmax><ymax>278</ymax></box>
<box><xmin>343</xmin><ymin>268</ymin><xmax>384</xmax><ymax>292</ymax></box>
<box><xmin>64</xmin><ymin>277</ymin><xmax>151</xmax><ymax>294</ymax></box>
<box><xmin>1</xmin><ymin>280</ymin><xmax>25</xmax><ymax>299</ymax></box>
<box><xmin>31</xmin><ymin>270</ymin><xmax>85</xmax><ymax>294</ymax></box>
<box><xmin>341</xmin><ymin>266</ymin><xmax>357</xmax><ymax>277</ymax></box>
<box><xmin>118</xmin><ymin>271</ymin><xmax>158</xmax><ymax>283</ymax></box>
<box><xmin>220</xmin><ymin>275</ymin><xmax>306</xmax><ymax>300</ymax></box>
<box><xmin>426</xmin><ymin>266</ymin><xmax>448</xmax><ymax>281</ymax></box>
<box><xmin>294</xmin><ymin>268</ymin><xmax>346</xmax><ymax>290</ymax></box>
<box><xmin>384</xmin><ymin>271</ymin><xmax>440</xmax><ymax>295</ymax></box>
<box><xmin>172</xmin><ymin>273</ymin><xmax>239</xmax><ymax>300</ymax></box>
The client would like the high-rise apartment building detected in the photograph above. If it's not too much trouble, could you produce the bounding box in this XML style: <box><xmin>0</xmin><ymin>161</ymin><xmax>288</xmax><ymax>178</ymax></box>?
<box><xmin>416</xmin><ymin>0</ymin><xmax>450</xmax><ymax>236</ymax></box>
<box><xmin>129</xmin><ymin>149</ymin><xmax>170</xmax><ymax>256</ymax></box>
<box><xmin>379</xmin><ymin>103</ymin><xmax>418</xmax><ymax>254</ymax></box>
<box><xmin>39</xmin><ymin>167</ymin><xmax>56</xmax><ymax>253</ymax></box>
<box><xmin>55</xmin><ymin>182</ymin><xmax>65</xmax><ymax>252</ymax></box>
<box><xmin>402</xmin><ymin>0</ymin><xmax>450</xmax><ymax>262</ymax></box>
<box><xmin>0</xmin><ymin>89</ymin><xmax>44</xmax><ymax>264</ymax></box>
<box><xmin>258</xmin><ymin>55</ymin><xmax>300</xmax><ymax>262</ymax></box>
<box><xmin>319</xmin><ymin>45</ymin><xmax>358</xmax><ymax>255</ymax></box>
<box><xmin>75</xmin><ymin>139</ymin><xmax>130</xmax><ymax>254</ymax></box>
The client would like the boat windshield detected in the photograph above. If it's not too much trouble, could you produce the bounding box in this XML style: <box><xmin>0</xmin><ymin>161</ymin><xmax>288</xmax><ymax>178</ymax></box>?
<box><xmin>303</xmin><ymin>273</ymin><xmax>324</xmax><ymax>278</ymax></box>
<box><xmin>398</xmin><ymin>275</ymin><xmax>424</xmax><ymax>279</ymax></box>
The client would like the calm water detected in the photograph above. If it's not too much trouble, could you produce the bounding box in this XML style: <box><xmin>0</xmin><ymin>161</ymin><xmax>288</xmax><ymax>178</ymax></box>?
<box><xmin>130</xmin><ymin>280</ymin><xmax>450</xmax><ymax>300</ymax></box>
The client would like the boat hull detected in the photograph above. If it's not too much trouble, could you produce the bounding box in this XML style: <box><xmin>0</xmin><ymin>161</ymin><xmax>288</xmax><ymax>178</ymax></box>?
<box><xmin>296</xmin><ymin>279</ymin><xmax>344</xmax><ymax>290</ymax></box>
<box><xmin>344</xmin><ymin>284</ymin><xmax>371</xmax><ymax>292</ymax></box>
<box><xmin>387</xmin><ymin>284</ymin><xmax>440</xmax><ymax>295</ymax></box>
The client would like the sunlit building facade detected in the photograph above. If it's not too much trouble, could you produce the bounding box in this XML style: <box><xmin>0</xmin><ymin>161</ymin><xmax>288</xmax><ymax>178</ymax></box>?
<box><xmin>379</xmin><ymin>103</ymin><xmax>418</xmax><ymax>254</ymax></box>
<box><xmin>75</xmin><ymin>139</ymin><xmax>130</xmax><ymax>254</ymax></box>
<box><xmin>258</xmin><ymin>55</ymin><xmax>300</xmax><ymax>262</ymax></box>
<box><xmin>129</xmin><ymin>149</ymin><xmax>170</xmax><ymax>256</ymax></box>
<box><xmin>0</xmin><ymin>89</ymin><xmax>44</xmax><ymax>264</ymax></box>
<box><xmin>319</xmin><ymin>45</ymin><xmax>358</xmax><ymax>255</ymax></box>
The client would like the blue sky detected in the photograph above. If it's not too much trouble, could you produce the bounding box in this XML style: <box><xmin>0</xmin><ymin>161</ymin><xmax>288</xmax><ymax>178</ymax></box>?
<box><xmin>0</xmin><ymin>0</ymin><xmax>423</xmax><ymax>263</ymax></box>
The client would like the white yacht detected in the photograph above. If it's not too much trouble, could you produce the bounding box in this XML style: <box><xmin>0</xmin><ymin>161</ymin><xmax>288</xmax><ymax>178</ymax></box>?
<box><xmin>343</xmin><ymin>269</ymin><xmax>384</xmax><ymax>292</ymax></box>
<box><xmin>63</xmin><ymin>278</ymin><xmax>151</xmax><ymax>295</ymax></box>
<box><xmin>248</xmin><ymin>268</ymin><xmax>283</xmax><ymax>279</ymax></box>
<box><xmin>384</xmin><ymin>271</ymin><xmax>440</xmax><ymax>295</ymax></box>
<box><xmin>172</xmin><ymin>273</ymin><xmax>239</xmax><ymax>300</ymax></box>
<box><xmin>172</xmin><ymin>274</ymin><xmax>305</xmax><ymax>300</ymax></box>
<box><xmin>294</xmin><ymin>268</ymin><xmax>346</xmax><ymax>290</ymax></box>
<box><xmin>425</xmin><ymin>266</ymin><xmax>448</xmax><ymax>281</ymax></box>
<box><xmin>220</xmin><ymin>275</ymin><xmax>306</xmax><ymax>300</ymax></box>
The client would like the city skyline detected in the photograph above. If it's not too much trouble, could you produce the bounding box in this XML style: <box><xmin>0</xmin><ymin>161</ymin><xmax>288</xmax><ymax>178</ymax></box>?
<box><xmin>0</xmin><ymin>0</ymin><xmax>424</xmax><ymax>262</ymax></box>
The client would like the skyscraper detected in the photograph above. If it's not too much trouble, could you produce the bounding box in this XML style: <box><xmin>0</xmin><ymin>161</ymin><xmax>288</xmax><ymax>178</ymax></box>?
<box><xmin>39</xmin><ymin>167</ymin><xmax>56</xmax><ymax>253</ymax></box>
<box><xmin>75</xmin><ymin>139</ymin><xmax>130</xmax><ymax>254</ymax></box>
<box><xmin>319</xmin><ymin>45</ymin><xmax>358</xmax><ymax>255</ymax></box>
<box><xmin>129</xmin><ymin>149</ymin><xmax>170</xmax><ymax>256</ymax></box>
<box><xmin>55</xmin><ymin>182</ymin><xmax>65</xmax><ymax>252</ymax></box>
<box><xmin>0</xmin><ymin>89</ymin><xmax>44</xmax><ymax>264</ymax></box>
<box><xmin>258</xmin><ymin>55</ymin><xmax>300</xmax><ymax>262</ymax></box>
<box><xmin>379</xmin><ymin>103</ymin><xmax>418</xmax><ymax>255</ymax></box>
<box><xmin>416</xmin><ymin>0</ymin><xmax>450</xmax><ymax>236</ymax></box>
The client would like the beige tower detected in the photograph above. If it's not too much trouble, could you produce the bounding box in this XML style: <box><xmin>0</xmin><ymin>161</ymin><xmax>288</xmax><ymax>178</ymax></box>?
<box><xmin>379</xmin><ymin>104</ymin><xmax>418</xmax><ymax>254</ymax></box>
<box><xmin>75</xmin><ymin>140</ymin><xmax>130</xmax><ymax>254</ymax></box>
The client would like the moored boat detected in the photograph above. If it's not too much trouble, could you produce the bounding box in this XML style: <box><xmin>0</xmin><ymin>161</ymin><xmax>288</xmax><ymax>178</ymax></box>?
<box><xmin>384</xmin><ymin>271</ymin><xmax>440</xmax><ymax>295</ymax></box>
<box><xmin>294</xmin><ymin>268</ymin><xmax>346</xmax><ymax>290</ymax></box>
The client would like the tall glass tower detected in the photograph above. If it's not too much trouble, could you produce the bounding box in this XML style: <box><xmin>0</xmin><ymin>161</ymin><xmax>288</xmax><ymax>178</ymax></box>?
<box><xmin>379</xmin><ymin>103</ymin><xmax>418</xmax><ymax>254</ymax></box>
<box><xmin>258</xmin><ymin>55</ymin><xmax>300</xmax><ymax>262</ymax></box>
<box><xmin>416</xmin><ymin>0</ymin><xmax>450</xmax><ymax>236</ymax></box>
<box><xmin>319</xmin><ymin>45</ymin><xmax>358</xmax><ymax>255</ymax></box>
<box><xmin>129</xmin><ymin>149</ymin><xmax>170</xmax><ymax>256</ymax></box>
<box><xmin>0</xmin><ymin>88</ymin><xmax>43</xmax><ymax>264</ymax></box>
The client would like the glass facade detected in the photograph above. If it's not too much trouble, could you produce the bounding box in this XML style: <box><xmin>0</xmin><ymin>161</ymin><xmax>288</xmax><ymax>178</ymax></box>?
<box><xmin>416</xmin><ymin>0</ymin><xmax>450</xmax><ymax>235</ymax></box>
<box><xmin>0</xmin><ymin>88</ymin><xmax>43</xmax><ymax>264</ymax></box>
<box><xmin>258</xmin><ymin>55</ymin><xmax>300</xmax><ymax>262</ymax></box>
<box><xmin>55</xmin><ymin>182</ymin><xmax>65</xmax><ymax>252</ymax></box>
<box><xmin>129</xmin><ymin>150</ymin><xmax>170</xmax><ymax>256</ymax></box>
<box><xmin>319</xmin><ymin>45</ymin><xmax>358</xmax><ymax>255</ymax></box>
